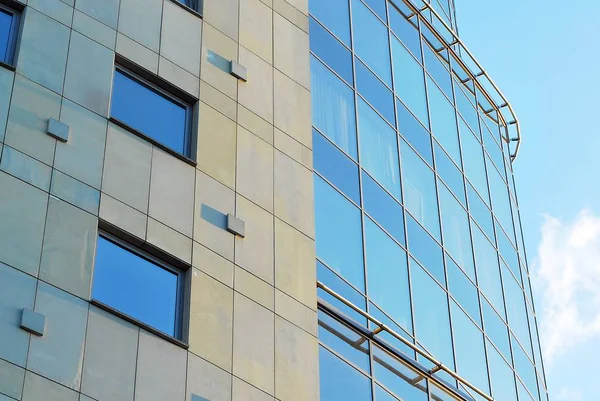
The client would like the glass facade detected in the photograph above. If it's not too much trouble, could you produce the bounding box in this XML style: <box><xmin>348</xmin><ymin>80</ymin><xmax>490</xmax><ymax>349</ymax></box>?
<box><xmin>310</xmin><ymin>0</ymin><xmax>547</xmax><ymax>400</ymax></box>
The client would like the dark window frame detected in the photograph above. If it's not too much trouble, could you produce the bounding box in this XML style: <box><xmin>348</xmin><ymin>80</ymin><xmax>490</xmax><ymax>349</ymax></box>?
<box><xmin>0</xmin><ymin>2</ymin><xmax>22</xmax><ymax>68</ymax></box>
<box><xmin>171</xmin><ymin>0</ymin><xmax>203</xmax><ymax>17</ymax></box>
<box><xmin>110</xmin><ymin>61</ymin><xmax>197</xmax><ymax>163</ymax></box>
<box><xmin>91</xmin><ymin>227</ymin><xmax>191</xmax><ymax>346</ymax></box>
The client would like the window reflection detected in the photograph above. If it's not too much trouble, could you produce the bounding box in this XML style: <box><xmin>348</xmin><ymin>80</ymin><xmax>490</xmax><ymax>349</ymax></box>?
<box><xmin>424</xmin><ymin>45</ymin><xmax>453</xmax><ymax>100</ymax></box>
<box><xmin>397</xmin><ymin>99</ymin><xmax>432</xmax><ymax>165</ymax></box>
<box><xmin>313</xmin><ymin>129</ymin><xmax>361</xmax><ymax>204</ymax></box>
<box><xmin>373</xmin><ymin>346</ymin><xmax>429</xmax><ymax>401</ymax></box>
<box><xmin>473</xmin><ymin>226</ymin><xmax>506</xmax><ymax>318</ymax></box>
<box><xmin>309</xmin><ymin>0</ymin><xmax>351</xmax><ymax>46</ymax></box>
<box><xmin>315</xmin><ymin>176</ymin><xmax>365</xmax><ymax>291</ymax></box>
<box><xmin>356</xmin><ymin>59</ymin><xmax>396</xmax><ymax>125</ymax></box>
<box><xmin>318</xmin><ymin>261</ymin><xmax>367</xmax><ymax>324</ymax></box>
<box><xmin>92</xmin><ymin>236</ymin><xmax>179</xmax><ymax>337</ymax></box>
<box><xmin>365</xmin><ymin>218</ymin><xmax>412</xmax><ymax>332</ymax></box>
<box><xmin>434</xmin><ymin>143</ymin><xmax>465</xmax><ymax>205</ymax></box>
<box><xmin>389</xmin><ymin>5</ymin><xmax>421</xmax><ymax>62</ymax></box>
<box><xmin>310</xmin><ymin>17</ymin><xmax>353</xmax><ymax>85</ymax></box>
<box><xmin>503</xmin><ymin>265</ymin><xmax>532</xmax><ymax>358</ymax></box>
<box><xmin>320</xmin><ymin>346</ymin><xmax>373</xmax><ymax>401</ymax></box>
<box><xmin>427</xmin><ymin>77</ymin><xmax>460</xmax><ymax>164</ymax></box>
<box><xmin>411</xmin><ymin>261</ymin><xmax>454</xmax><ymax>368</ymax></box>
<box><xmin>392</xmin><ymin>38</ymin><xmax>428</xmax><ymax>124</ymax></box>
<box><xmin>482</xmin><ymin>298</ymin><xmax>511</xmax><ymax>360</ymax></box>
<box><xmin>401</xmin><ymin>141</ymin><xmax>440</xmax><ymax>239</ymax></box>
<box><xmin>487</xmin><ymin>342</ymin><xmax>518</xmax><ymax>401</ymax></box>
<box><xmin>362</xmin><ymin>171</ymin><xmax>405</xmax><ymax>245</ymax></box>
<box><xmin>319</xmin><ymin>311</ymin><xmax>371</xmax><ymax>372</ymax></box>
<box><xmin>111</xmin><ymin>70</ymin><xmax>189</xmax><ymax>156</ymax></box>
<box><xmin>407</xmin><ymin>216</ymin><xmax>445</xmax><ymax>285</ymax></box>
<box><xmin>447</xmin><ymin>256</ymin><xmax>481</xmax><ymax>325</ymax></box>
<box><xmin>357</xmin><ymin>99</ymin><xmax>401</xmax><ymax>199</ymax></box>
<box><xmin>0</xmin><ymin>10</ymin><xmax>13</xmax><ymax>63</ymax></box>
<box><xmin>352</xmin><ymin>0</ymin><xmax>392</xmax><ymax>85</ymax></box>
<box><xmin>311</xmin><ymin>56</ymin><xmax>358</xmax><ymax>159</ymax></box>
<box><xmin>460</xmin><ymin>120</ymin><xmax>489</xmax><ymax>205</ymax></box>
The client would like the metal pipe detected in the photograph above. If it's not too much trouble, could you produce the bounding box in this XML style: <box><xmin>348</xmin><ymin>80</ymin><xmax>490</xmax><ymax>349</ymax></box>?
<box><xmin>317</xmin><ymin>281</ymin><xmax>494</xmax><ymax>401</ymax></box>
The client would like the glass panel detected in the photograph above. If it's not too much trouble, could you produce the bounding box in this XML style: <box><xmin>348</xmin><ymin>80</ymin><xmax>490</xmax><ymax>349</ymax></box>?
<box><xmin>467</xmin><ymin>184</ymin><xmax>495</xmax><ymax>242</ymax></box>
<box><xmin>482</xmin><ymin>299</ymin><xmax>511</xmax><ymax>360</ymax></box>
<box><xmin>460</xmin><ymin>121</ymin><xmax>489</xmax><ymax>205</ymax></box>
<box><xmin>454</xmin><ymin>84</ymin><xmax>479</xmax><ymax>137</ymax></box>
<box><xmin>309</xmin><ymin>0</ymin><xmax>351</xmax><ymax>46</ymax></box>
<box><xmin>309</xmin><ymin>17</ymin><xmax>353</xmax><ymax>85</ymax></box>
<box><xmin>313</xmin><ymin>129</ymin><xmax>361</xmax><ymax>204</ymax></box>
<box><xmin>315</xmin><ymin>176</ymin><xmax>365</xmax><ymax>291</ymax></box>
<box><xmin>352</xmin><ymin>0</ymin><xmax>392</xmax><ymax>85</ymax></box>
<box><xmin>356</xmin><ymin>58</ymin><xmax>395</xmax><ymax>125</ymax></box>
<box><xmin>363</xmin><ymin>0</ymin><xmax>387</xmax><ymax>21</ymax></box>
<box><xmin>451</xmin><ymin>302</ymin><xmax>490</xmax><ymax>393</ymax></box>
<box><xmin>434</xmin><ymin>143</ymin><xmax>465</xmax><ymax>205</ymax></box>
<box><xmin>411</xmin><ymin>261</ymin><xmax>454</xmax><ymax>367</ymax></box>
<box><xmin>391</xmin><ymin>38</ymin><xmax>428</xmax><ymax>124</ymax></box>
<box><xmin>424</xmin><ymin>45</ymin><xmax>452</xmax><ymax>100</ymax></box>
<box><xmin>427</xmin><ymin>78</ymin><xmax>460</xmax><ymax>164</ymax></box>
<box><xmin>92</xmin><ymin>236</ymin><xmax>178</xmax><ymax>336</ymax></box>
<box><xmin>320</xmin><ymin>346</ymin><xmax>373</xmax><ymax>401</ymax></box>
<box><xmin>373</xmin><ymin>347</ymin><xmax>429</xmax><ymax>401</ymax></box>
<box><xmin>362</xmin><ymin>171</ymin><xmax>405</xmax><ymax>245</ymax></box>
<box><xmin>447</xmin><ymin>257</ymin><xmax>481</xmax><ymax>326</ymax></box>
<box><xmin>401</xmin><ymin>141</ymin><xmax>440</xmax><ymax>239</ymax></box>
<box><xmin>389</xmin><ymin>5</ymin><xmax>421</xmax><ymax>62</ymax></box>
<box><xmin>370</xmin><ymin>303</ymin><xmax>415</xmax><ymax>353</ymax></box>
<box><xmin>407</xmin><ymin>215</ymin><xmax>445</xmax><ymax>285</ymax></box>
<box><xmin>318</xmin><ymin>261</ymin><xmax>367</xmax><ymax>324</ymax></box>
<box><xmin>512</xmin><ymin>337</ymin><xmax>539</xmax><ymax>401</ymax></box>
<box><xmin>111</xmin><ymin>70</ymin><xmax>188</xmax><ymax>155</ymax></box>
<box><xmin>487</xmin><ymin>341</ymin><xmax>518</xmax><ymax>401</ymax></box>
<box><xmin>503</xmin><ymin>264</ymin><xmax>532</xmax><ymax>356</ymax></box>
<box><xmin>365</xmin><ymin>218</ymin><xmax>412</xmax><ymax>331</ymax></box>
<box><xmin>439</xmin><ymin>183</ymin><xmax>475</xmax><ymax>278</ymax></box>
<box><xmin>0</xmin><ymin>10</ymin><xmax>12</xmax><ymax>63</ymax></box>
<box><xmin>487</xmin><ymin>156</ymin><xmax>514</xmax><ymax>238</ymax></box>
<box><xmin>311</xmin><ymin>56</ymin><xmax>358</xmax><ymax>159</ymax></box>
<box><xmin>357</xmin><ymin>99</ymin><xmax>401</xmax><ymax>199</ymax></box>
<box><xmin>318</xmin><ymin>311</ymin><xmax>370</xmax><ymax>372</ymax></box>
<box><xmin>496</xmin><ymin>221</ymin><xmax>520</xmax><ymax>281</ymax></box>
<box><xmin>472</xmin><ymin>226</ymin><xmax>505</xmax><ymax>318</ymax></box>
<box><xmin>397</xmin><ymin>99</ymin><xmax>432</xmax><ymax>165</ymax></box>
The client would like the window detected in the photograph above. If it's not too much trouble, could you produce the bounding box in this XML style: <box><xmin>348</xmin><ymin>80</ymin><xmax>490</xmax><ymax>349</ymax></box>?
<box><xmin>176</xmin><ymin>0</ymin><xmax>203</xmax><ymax>13</ymax></box>
<box><xmin>0</xmin><ymin>5</ymin><xmax>20</xmax><ymax>66</ymax></box>
<box><xmin>92</xmin><ymin>234</ymin><xmax>186</xmax><ymax>339</ymax></box>
<box><xmin>110</xmin><ymin>68</ymin><xmax>193</xmax><ymax>157</ymax></box>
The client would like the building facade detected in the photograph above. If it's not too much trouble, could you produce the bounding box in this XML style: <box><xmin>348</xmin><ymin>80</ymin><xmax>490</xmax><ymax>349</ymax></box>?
<box><xmin>0</xmin><ymin>1</ymin><xmax>546</xmax><ymax>401</ymax></box>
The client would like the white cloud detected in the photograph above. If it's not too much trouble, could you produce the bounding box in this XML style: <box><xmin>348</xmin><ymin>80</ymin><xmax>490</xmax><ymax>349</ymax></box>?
<box><xmin>554</xmin><ymin>387</ymin><xmax>583</xmax><ymax>401</ymax></box>
<box><xmin>532</xmin><ymin>209</ymin><xmax>600</xmax><ymax>366</ymax></box>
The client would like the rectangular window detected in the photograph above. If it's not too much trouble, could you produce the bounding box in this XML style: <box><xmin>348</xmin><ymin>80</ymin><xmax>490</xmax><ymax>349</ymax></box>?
<box><xmin>0</xmin><ymin>5</ymin><xmax>20</xmax><ymax>66</ymax></box>
<box><xmin>92</xmin><ymin>234</ymin><xmax>187</xmax><ymax>339</ymax></box>
<box><xmin>176</xmin><ymin>0</ymin><xmax>203</xmax><ymax>14</ymax></box>
<box><xmin>110</xmin><ymin>67</ymin><xmax>193</xmax><ymax>157</ymax></box>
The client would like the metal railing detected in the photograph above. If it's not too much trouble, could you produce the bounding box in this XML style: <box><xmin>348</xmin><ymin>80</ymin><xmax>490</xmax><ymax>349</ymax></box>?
<box><xmin>392</xmin><ymin>0</ymin><xmax>522</xmax><ymax>161</ymax></box>
<box><xmin>317</xmin><ymin>281</ymin><xmax>495</xmax><ymax>401</ymax></box>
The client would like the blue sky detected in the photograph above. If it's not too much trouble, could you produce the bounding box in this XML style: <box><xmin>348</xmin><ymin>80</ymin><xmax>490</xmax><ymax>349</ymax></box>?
<box><xmin>455</xmin><ymin>0</ymin><xmax>600</xmax><ymax>399</ymax></box>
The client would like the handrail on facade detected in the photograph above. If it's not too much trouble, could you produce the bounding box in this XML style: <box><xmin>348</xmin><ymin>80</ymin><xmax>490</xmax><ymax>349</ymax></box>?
<box><xmin>317</xmin><ymin>281</ymin><xmax>495</xmax><ymax>401</ymax></box>
<box><xmin>392</xmin><ymin>0</ymin><xmax>522</xmax><ymax>161</ymax></box>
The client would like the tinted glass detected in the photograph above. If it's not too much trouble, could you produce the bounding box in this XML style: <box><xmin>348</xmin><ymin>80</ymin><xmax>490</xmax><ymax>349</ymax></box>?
<box><xmin>467</xmin><ymin>184</ymin><xmax>495</xmax><ymax>242</ymax></box>
<box><xmin>439</xmin><ymin>183</ymin><xmax>475</xmax><ymax>278</ymax></box>
<box><xmin>309</xmin><ymin>0</ymin><xmax>351</xmax><ymax>46</ymax></box>
<box><xmin>424</xmin><ymin>45</ymin><xmax>452</xmax><ymax>100</ymax></box>
<box><xmin>177</xmin><ymin>0</ymin><xmax>201</xmax><ymax>11</ymax></box>
<box><xmin>352</xmin><ymin>0</ymin><xmax>392</xmax><ymax>85</ymax></box>
<box><xmin>357</xmin><ymin>99</ymin><xmax>401</xmax><ymax>199</ymax></box>
<box><xmin>482</xmin><ymin>299</ymin><xmax>511</xmax><ymax>360</ymax></box>
<box><xmin>0</xmin><ymin>10</ymin><xmax>12</xmax><ymax>63</ymax></box>
<box><xmin>362</xmin><ymin>171</ymin><xmax>405</xmax><ymax>245</ymax></box>
<box><xmin>461</xmin><ymin>124</ymin><xmax>489</xmax><ymax>205</ymax></box>
<box><xmin>447</xmin><ymin>258</ymin><xmax>481</xmax><ymax>325</ymax></box>
<box><xmin>392</xmin><ymin>38</ymin><xmax>428</xmax><ymax>124</ymax></box>
<box><xmin>434</xmin><ymin>143</ymin><xmax>465</xmax><ymax>205</ymax></box>
<box><xmin>454</xmin><ymin>84</ymin><xmax>479</xmax><ymax>137</ymax></box>
<box><xmin>487</xmin><ymin>341</ymin><xmax>518</xmax><ymax>401</ymax></box>
<box><xmin>451</xmin><ymin>302</ymin><xmax>490</xmax><ymax>393</ymax></box>
<box><xmin>401</xmin><ymin>141</ymin><xmax>440</xmax><ymax>239</ymax></box>
<box><xmin>487</xmin><ymin>157</ymin><xmax>514</xmax><ymax>237</ymax></box>
<box><xmin>111</xmin><ymin>71</ymin><xmax>188</xmax><ymax>155</ymax></box>
<box><xmin>92</xmin><ymin>236</ymin><xmax>179</xmax><ymax>336</ymax></box>
<box><xmin>511</xmin><ymin>337</ymin><xmax>539</xmax><ymax>401</ymax></box>
<box><xmin>407</xmin><ymin>215</ymin><xmax>445</xmax><ymax>285</ymax></box>
<box><xmin>428</xmin><ymin>78</ymin><xmax>460</xmax><ymax>164</ymax></box>
<box><xmin>355</xmin><ymin>58</ymin><xmax>395</xmax><ymax>125</ymax></box>
<box><xmin>320</xmin><ymin>346</ymin><xmax>372</xmax><ymax>401</ymax></box>
<box><xmin>389</xmin><ymin>6</ymin><xmax>421</xmax><ymax>61</ymax></box>
<box><xmin>373</xmin><ymin>347</ymin><xmax>429</xmax><ymax>401</ymax></box>
<box><xmin>411</xmin><ymin>261</ymin><xmax>454</xmax><ymax>367</ymax></box>
<box><xmin>318</xmin><ymin>311</ymin><xmax>370</xmax><ymax>372</ymax></box>
<box><xmin>318</xmin><ymin>261</ymin><xmax>367</xmax><ymax>324</ymax></box>
<box><xmin>473</xmin><ymin>226</ymin><xmax>505</xmax><ymax>318</ymax></box>
<box><xmin>503</xmin><ymin>264</ymin><xmax>531</xmax><ymax>356</ymax></box>
<box><xmin>363</xmin><ymin>0</ymin><xmax>387</xmax><ymax>21</ymax></box>
<box><xmin>397</xmin><ymin>99</ymin><xmax>432</xmax><ymax>165</ymax></box>
<box><xmin>365</xmin><ymin>218</ymin><xmax>412</xmax><ymax>331</ymax></box>
<box><xmin>310</xmin><ymin>17</ymin><xmax>353</xmax><ymax>84</ymax></box>
<box><xmin>311</xmin><ymin>56</ymin><xmax>358</xmax><ymax>159</ymax></box>
<box><xmin>315</xmin><ymin>176</ymin><xmax>365</xmax><ymax>291</ymax></box>
<box><xmin>313</xmin><ymin>129</ymin><xmax>360</xmax><ymax>204</ymax></box>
